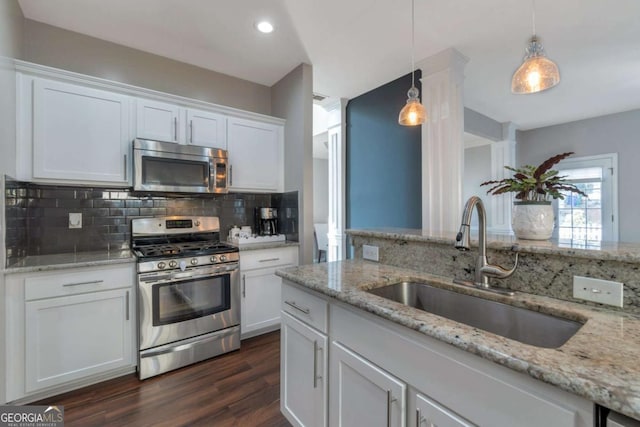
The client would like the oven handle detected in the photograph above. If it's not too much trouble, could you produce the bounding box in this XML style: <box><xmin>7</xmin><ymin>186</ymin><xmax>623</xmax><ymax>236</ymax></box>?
<box><xmin>171</xmin><ymin>265</ymin><xmax>238</xmax><ymax>281</ymax></box>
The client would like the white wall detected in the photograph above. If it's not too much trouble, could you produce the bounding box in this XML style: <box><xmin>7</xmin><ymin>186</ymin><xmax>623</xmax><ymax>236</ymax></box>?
<box><xmin>463</xmin><ymin>144</ymin><xmax>492</xmax><ymax>228</ymax></box>
<box><xmin>517</xmin><ymin>109</ymin><xmax>640</xmax><ymax>242</ymax></box>
<box><xmin>271</xmin><ymin>64</ymin><xmax>314</xmax><ymax>264</ymax></box>
<box><xmin>313</xmin><ymin>158</ymin><xmax>329</xmax><ymax>223</ymax></box>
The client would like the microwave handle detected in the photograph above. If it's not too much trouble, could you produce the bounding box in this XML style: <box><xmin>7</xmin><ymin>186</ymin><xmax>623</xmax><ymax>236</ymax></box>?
<box><xmin>229</xmin><ymin>164</ymin><xmax>233</xmax><ymax>186</ymax></box>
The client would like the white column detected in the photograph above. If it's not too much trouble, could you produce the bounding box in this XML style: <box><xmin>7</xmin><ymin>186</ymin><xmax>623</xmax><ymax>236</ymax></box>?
<box><xmin>417</xmin><ymin>48</ymin><xmax>468</xmax><ymax>232</ymax></box>
<box><xmin>325</xmin><ymin>99</ymin><xmax>347</xmax><ymax>261</ymax></box>
<box><xmin>489</xmin><ymin>123</ymin><xmax>517</xmax><ymax>232</ymax></box>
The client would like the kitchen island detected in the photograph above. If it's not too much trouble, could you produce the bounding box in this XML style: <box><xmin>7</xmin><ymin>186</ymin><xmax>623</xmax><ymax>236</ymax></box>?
<box><xmin>276</xmin><ymin>229</ymin><xmax>640</xmax><ymax>425</ymax></box>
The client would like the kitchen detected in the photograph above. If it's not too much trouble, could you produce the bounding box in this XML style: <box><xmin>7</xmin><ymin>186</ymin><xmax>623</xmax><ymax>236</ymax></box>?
<box><xmin>2</xmin><ymin>1</ymin><xmax>640</xmax><ymax>426</ymax></box>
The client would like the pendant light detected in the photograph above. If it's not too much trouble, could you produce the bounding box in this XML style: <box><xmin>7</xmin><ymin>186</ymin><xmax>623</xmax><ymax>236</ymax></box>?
<box><xmin>398</xmin><ymin>0</ymin><xmax>426</xmax><ymax>126</ymax></box>
<box><xmin>511</xmin><ymin>0</ymin><xmax>560</xmax><ymax>94</ymax></box>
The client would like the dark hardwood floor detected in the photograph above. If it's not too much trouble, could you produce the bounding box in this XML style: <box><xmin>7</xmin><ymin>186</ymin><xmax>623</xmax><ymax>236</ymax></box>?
<box><xmin>35</xmin><ymin>331</ymin><xmax>291</xmax><ymax>427</ymax></box>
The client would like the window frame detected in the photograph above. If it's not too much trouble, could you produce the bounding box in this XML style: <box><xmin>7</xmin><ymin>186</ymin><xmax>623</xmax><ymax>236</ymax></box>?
<box><xmin>553</xmin><ymin>153</ymin><xmax>618</xmax><ymax>242</ymax></box>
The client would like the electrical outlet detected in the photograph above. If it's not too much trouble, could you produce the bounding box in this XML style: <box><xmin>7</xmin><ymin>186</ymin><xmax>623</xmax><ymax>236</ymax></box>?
<box><xmin>573</xmin><ymin>276</ymin><xmax>623</xmax><ymax>307</ymax></box>
<box><xmin>362</xmin><ymin>245</ymin><xmax>379</xmax><ymax>262</ymax></box>
<box><xmin>69</xmin><ymin>213</ymin><xmax>82</xmax><ymax>229</ymax></box>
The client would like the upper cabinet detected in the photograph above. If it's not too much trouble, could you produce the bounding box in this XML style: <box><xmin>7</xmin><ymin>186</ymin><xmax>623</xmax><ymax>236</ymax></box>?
<box><xmin>136</xmin><ymin>99</ymin><xmax>182</xmax><ymax>143</ymax></box>
<box><xmin>15</xmin><ymin>63</ymin><xmax>284</xmax><ymax>191</ymax></box>
<box><xmin>21</xmin><ymin>77</ymin><xmax>130</xmax><ymax>185</ymax></box>
<box><xmin>227</xmin><ymin>117</ymin><xmax>283</xmax><ymax>192</ymax></box>
<box><xmin>187</xmin><ymin>109</ymin><xmax>227</xmax><ymax>149</ymax></box>
<box><xmin>135</xmin><ymin>99</ymin><xmax>227</xmax><ymax>149</ymax></box>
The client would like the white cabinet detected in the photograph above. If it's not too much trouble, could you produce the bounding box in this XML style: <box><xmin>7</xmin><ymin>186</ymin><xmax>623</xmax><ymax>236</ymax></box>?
<box><xmin>279</xmin><ymin>279</ymin><xmax>593</xmax><ymax>427</ymax></box>
<box><xmin>187</xmin><ymin>109</ymin><xmax>227</xmax><ymax>149</ymax></box>
<box><xmin>27</xmin><ymin>78</ymin><xmax>130</xmax><ymax>184</ymax></box>
<box><xmin>136</xmin><ymin>98</ymin><xmax>182</xmax><ymax>143</ymax></box>
<box><xmin>281</xmin><ymin>312</ymin><xmax>328</xmax><ymax>427</ymax></box>
<box><xmin>331</xmin><ymin>341</ymin><xmax>406</xmax><ymax>427</ymax></box>
<box><xmin>240</xmin><ymin>246</ymin><xmax>298</xmax><ymax>339</ymax></box>
<box><xmin>227</xmin><ymin>117</ymin><xmax>283</xmax><ymax>192</ymax></box>
<box><xmin>136</xmin><ymin>99</ymin><xmax>227</xmax><ymax>149</ymax></box>
<box><xmin>411</xmin><ymin>391</ymin><xmax>475</xmax><ymax>427</ymax></box>
<box><xmin>25</xmin><ymin>288</ymin><xmax>132</xmax><ymax>393</ymax></box>
<box><xmin>5</xmin><ymin>263</ymin><xmax>136</xmax><ymax>402</ymax></box>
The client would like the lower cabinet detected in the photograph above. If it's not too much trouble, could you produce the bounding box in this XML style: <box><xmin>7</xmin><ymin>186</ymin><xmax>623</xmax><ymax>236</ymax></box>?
<box><xmin>281</xmin><ymin>312</ymin><xmax>328</xmax><ymax>427</ymax></box>
<box><xmin>280</xmin><ymin>280</ymin><xmax>594</xmax><ymax>427</ymax></box>
<box><xmin>5</xmin><ymin>263</ymin><xmax>136</xmax><ymax>402</ymax></box>
<box><xmin>25</xmin><ymin>288</ymin><xmax>132</xmax><ymax>393</ymax></box>
<box><xmin>331</xmin><ymin>341</ymin><xmax>406</xmax><ymax>427</ymax></box>
<box><xmin>239</xmin><ymin>246</ymin><xmax>299</xmax><ymax>339</ymax></box>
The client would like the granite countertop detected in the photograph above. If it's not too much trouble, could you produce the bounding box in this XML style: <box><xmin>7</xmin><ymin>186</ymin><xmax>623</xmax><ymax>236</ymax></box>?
<box><xmin>348</xmin><ymin>227</ymin><xmax>640</xmax><ymax>263</ymax></box>
<box><xmin>5</xmin><ymin>250</ymin><xmax>136</xmax><ymax>273</ymax></box>
<box><xmin>277</xmin><ymin>259</ymin><xmax>640</xmax><ymax>420</ymax></box>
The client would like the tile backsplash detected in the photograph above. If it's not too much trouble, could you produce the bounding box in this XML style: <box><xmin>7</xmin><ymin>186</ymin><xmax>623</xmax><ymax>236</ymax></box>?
<box><xmin>5</xmin><ymin>178</ymin><xmax>298</xmax><ymax>266</ymax></box>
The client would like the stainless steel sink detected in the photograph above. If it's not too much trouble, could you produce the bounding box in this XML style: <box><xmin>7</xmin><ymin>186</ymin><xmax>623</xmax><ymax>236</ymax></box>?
<box><xmin>367</xmin><ymin>281</ymin><xmax>583</xmax><ymax>348</ymax></box>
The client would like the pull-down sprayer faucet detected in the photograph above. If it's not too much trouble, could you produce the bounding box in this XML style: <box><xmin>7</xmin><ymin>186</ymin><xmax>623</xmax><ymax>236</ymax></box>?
<box><xmin>455</xmin><ymin>196</ymin><xmax>519</xmax><ymax>295</ymax></box>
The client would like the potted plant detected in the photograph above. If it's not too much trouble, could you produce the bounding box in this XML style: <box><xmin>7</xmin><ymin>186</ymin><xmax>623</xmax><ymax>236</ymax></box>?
<box><xmin>481</xmin><ymin>152</ymin><xmax>588</xmax><ymax>240</ymax></box>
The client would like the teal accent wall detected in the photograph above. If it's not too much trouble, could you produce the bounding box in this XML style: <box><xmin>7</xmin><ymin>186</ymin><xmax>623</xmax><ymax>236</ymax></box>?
<box><xmin>346</xmin><ymin>72</ymin><xmax>422</xmax><ymax>230</ymax></box>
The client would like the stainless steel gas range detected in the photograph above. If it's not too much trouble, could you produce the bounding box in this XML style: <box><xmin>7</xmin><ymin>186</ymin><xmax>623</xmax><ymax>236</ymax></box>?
<box><xmin>131</xmin><ymin>216</ymin><xmax>240</xmax><ymax>379</ymax></box>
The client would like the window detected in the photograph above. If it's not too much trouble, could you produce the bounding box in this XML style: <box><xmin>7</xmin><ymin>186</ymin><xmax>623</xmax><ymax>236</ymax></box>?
<box><xmin>553</xmin><ymin>154</ymin><xmax>618</xmax><ymax>242</ymax></box>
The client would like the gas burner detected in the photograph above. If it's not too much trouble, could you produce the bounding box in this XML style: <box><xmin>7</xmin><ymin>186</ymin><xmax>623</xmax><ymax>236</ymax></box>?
<box><xmin>131</xmin><ymin>216</ymin><xmax>239</xmax><ymax>273</ymax></box>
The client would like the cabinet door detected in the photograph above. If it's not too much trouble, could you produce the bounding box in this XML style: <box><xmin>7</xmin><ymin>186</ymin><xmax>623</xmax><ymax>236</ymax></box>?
<box><xmin>241</xmin><ymin>265</ymin><xmax>286</xmax><ymax>338</ymax></box>
<box><xmin>187</xmin><ymin>109</ymin><xmax>227</xmax><ymax>149</ymax></box>
<box><xmin>32</xmin><ymin>79</ymin><xmax>129</xmax><ymax>183</ymax></box>
<box><xmin>227</xmin><ymin>117</ymin><xmax>282</xmax><ymax>192</ymax></box>
<box><xmin>412</xmin><ymin>391</ymin><xmax>476</xmax><ymax>427</ymax></box>
<box><xmin>281</xmin><ymin>312</ymin><xmax>328</xmax><ymax>427</ymax></box>
<box><xmin>136</xmin><ymin>98</ymin><xmax>182</xmax><ymax>142</ymax></box>
<box><xmin>331</xmin><ymin>342</ymin><xmax>406</xmax><ymax>427</ymax></box>
<box><xmin>25</xmin><ymin>288</ymin><xmax>133</xmax><ymax>393</ymax></box>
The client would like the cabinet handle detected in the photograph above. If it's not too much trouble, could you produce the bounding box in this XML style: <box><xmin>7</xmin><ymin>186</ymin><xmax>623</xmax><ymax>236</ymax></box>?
<box><xmin>63</xmin><ymin>280</ymin><xmax>103</xmax><ymax>287</ymax></box>
<box><xmin>125</xmin><ymin>290</ymin><xmax>130</xmax><ymax>321</ymax></box>
<box><xmin>190</xmin><ymin>120</ymin><xmax>193</xmax><ymax>143</ymax></box>
<box><xmin>313</xmin><ymin>340</ymin><xmax>318</xmax><ymax>388</ymax></box>
<box><xmin>284</xmin><ymin>300</ymin><xmax>310</xmax><ymax>315</ymax></box>
<box><xmin>259</xmin><ymin>258</ymin><xmax>280</xmax><ymax>263</ymax></box>
<box><xmin>124</xmin><ymin>154</ymin><xmax>127</xmax><ymax>181</ymax></box>
<box><xmin>229</xmin><ymin>165</ymin><xmax>233</xmax><ymax>186</ymax></box>
<box><xmin>387</xmin><ymin>390</ymin><xmax>393</xmax><ymax>427</ymax></box>
<box><xmin>242</xmin><ymin>274</ymin><xmax>246</xmax><ymax>298</ymax></box>
<box><xmin>174</xmin><ymin>117</ymin><xmax>178</xmax><ymax>141</ymax></box>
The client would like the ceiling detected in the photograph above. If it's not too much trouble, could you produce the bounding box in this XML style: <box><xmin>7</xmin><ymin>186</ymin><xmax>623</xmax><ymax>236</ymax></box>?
<box><xmin>18</xmin><ymin>0</ymin><xmax>640</xmax><ymax>130</ymax></box>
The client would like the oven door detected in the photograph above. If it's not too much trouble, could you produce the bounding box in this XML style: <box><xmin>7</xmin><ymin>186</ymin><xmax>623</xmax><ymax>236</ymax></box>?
<box><xmin>138</xmin><ymin>264</ymin><xmax>240</xmax><ymax>350</ymax></box>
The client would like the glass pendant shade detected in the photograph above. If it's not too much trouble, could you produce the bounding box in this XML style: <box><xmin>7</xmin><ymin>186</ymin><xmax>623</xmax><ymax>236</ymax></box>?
<box><xmin>511</xmin><ymin>37</ymin><xmax>560</xmax><ymax>94</ymax></box>
<box><xmin>398</xmin><ymin>85</ymin><xmax>426</xmax><ymax>126</ymax></box>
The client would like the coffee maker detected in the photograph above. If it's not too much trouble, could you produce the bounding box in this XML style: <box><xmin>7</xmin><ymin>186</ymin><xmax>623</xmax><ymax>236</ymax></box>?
<box><xmin>256</xmin><ymin>207</ymin><xmax>279</xmax><ymax>236</ymax></box>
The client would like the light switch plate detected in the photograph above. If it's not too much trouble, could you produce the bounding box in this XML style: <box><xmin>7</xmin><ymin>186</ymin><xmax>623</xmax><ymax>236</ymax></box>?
<box><xmin>573</xmin><ymin>275</ymin><xmax>623</xmax><ymax>307</ymax></box>
<box><xmin>363</xmin><ymin>245</ymin><xmax>379</xmax><ymax>262</ymax></box>
<box><xmin>69</xmin><ymin>212</ymin><xmax>82</xmax><ymax>229</ymax></box>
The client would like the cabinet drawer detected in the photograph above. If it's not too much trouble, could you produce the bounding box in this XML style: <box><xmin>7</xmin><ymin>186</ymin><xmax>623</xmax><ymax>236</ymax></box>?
<box><xmin>240</xmin><ymin>247</ymin><xmax>298</xmax><ymax>270</ymax></box>
<box><xmin>282</xmin><ymin>282</ymin><xmax>328</xmax><ymax>333</ymax></box>
<box><xmin>25</xmin><ymin>264</ymin><xmax>135</xmax><ymax>301</ymax></box>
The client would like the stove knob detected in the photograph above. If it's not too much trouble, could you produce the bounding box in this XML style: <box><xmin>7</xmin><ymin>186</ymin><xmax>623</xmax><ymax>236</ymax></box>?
<box><xmin>220</xmin><ymin>255</ymin><xmax>227</xmax><ymax>262</ymax></box>
<box><xmin>194</xmin><ymin>220</ymin><xmax>201</xmax><ymax>227</ymax></box>
<box><xmin>190</xmin><ymin>258</ymin><xmax>199</xmax><ymax>266</ymax></box>
<box><xmin>157</xmin><ymin>262</ymin><xmax>167</xmax><ymax>270</ymax></box>
<box><xmin>210</xmin><ymin>255</ymin><xmax>218</xmax><ymax>263</ymax></box>
<box><xmin>169</xmin><ymin>260</ymin><xmax>177</xmax><ymax>268</ymax></box>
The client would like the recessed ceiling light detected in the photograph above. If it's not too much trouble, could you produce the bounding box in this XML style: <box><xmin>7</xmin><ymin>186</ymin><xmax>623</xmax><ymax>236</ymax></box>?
<box><xmin>255</xmin><ymin>21</ymin><xmax>274</xmax><ymax>34</ymax></box>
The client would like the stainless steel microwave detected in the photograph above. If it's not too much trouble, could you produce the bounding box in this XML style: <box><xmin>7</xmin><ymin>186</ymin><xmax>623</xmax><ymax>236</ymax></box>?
<box><xmin>133</xmin><ymin>139</ymin><xmax>228</xmax><ymax>194</ymax></box>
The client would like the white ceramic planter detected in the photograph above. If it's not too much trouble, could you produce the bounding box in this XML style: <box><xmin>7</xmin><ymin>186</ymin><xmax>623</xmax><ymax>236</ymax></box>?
<box><xmin>512</xmin><ymin>202</ymin><xmax>554</xmax><ymax>240</ymax></box>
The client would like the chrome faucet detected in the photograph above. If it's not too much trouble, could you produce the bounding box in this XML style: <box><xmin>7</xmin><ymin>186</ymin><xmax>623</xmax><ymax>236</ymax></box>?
<box><xmin>455</xmin><ymin>196</ymin><xmax>518</xmax><ymax>294</ymax></box>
